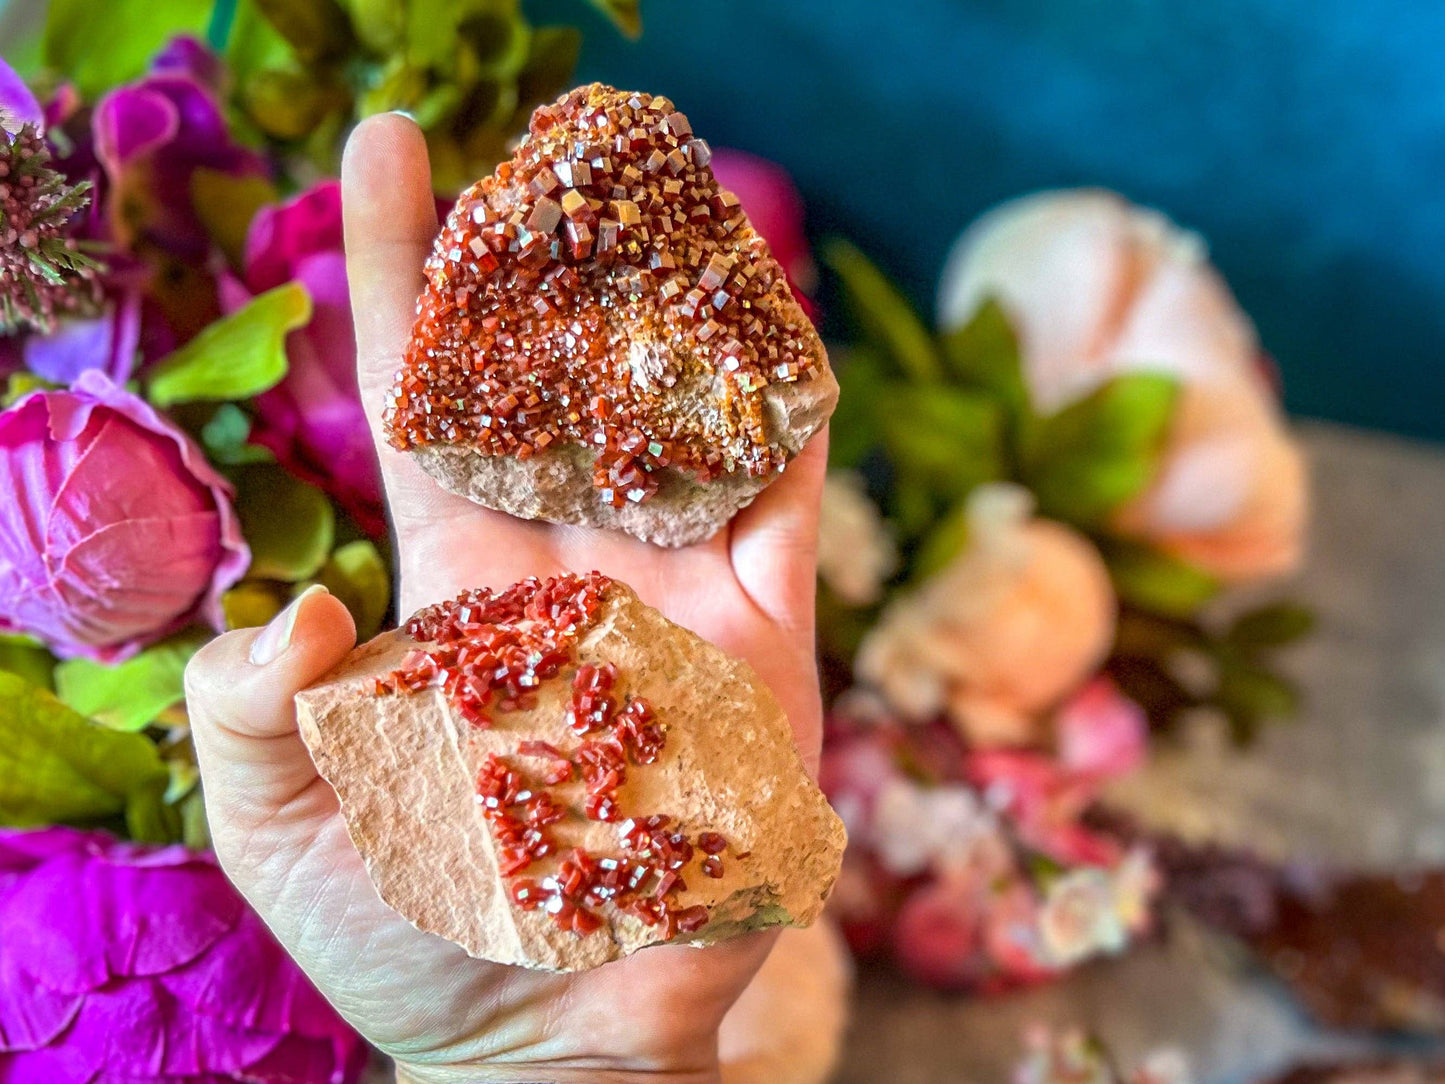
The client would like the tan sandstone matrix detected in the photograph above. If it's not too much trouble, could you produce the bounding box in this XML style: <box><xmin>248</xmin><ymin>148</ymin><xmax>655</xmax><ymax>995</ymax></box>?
<box><xmin>296</xmin><ymin>572</ymin><xmax>846</xmax><ymax>971</ymax></box>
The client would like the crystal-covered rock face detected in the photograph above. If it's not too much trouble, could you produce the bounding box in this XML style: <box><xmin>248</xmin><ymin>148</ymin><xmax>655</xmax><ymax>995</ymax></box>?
<box><xmin>386</xmin><ymin>83</ymin><xmax>835</xmax><ymax>546</ymax></box>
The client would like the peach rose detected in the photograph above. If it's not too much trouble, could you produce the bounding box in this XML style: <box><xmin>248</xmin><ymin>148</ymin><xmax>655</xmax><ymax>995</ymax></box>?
<box><xmin>938</xmin><ymin>189</ymin><xmax>1307</xmax><ymax>583</ymax></box>
<box><xmin>856</xmin><ymin>485</ymin><xmax>1116</xmax><ymax>747</ymax></box>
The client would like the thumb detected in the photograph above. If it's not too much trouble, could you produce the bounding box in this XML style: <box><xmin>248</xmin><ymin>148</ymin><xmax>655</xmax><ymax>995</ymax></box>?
<box><xmin>186</xmin><ymin>586</ymin><xmax>356</xmax><ymax>871</ymax></box>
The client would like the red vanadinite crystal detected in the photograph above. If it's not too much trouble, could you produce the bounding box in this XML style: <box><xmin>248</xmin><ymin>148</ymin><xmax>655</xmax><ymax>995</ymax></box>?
<box><xmin>375</xmin><ymin>572</ymin><xmax>730</xmax><ymax>940</ymax></box>
<box><xmin>384</xmin><ymin>84</ymin><xmax>826</xmax><ymax>506</ymax></box>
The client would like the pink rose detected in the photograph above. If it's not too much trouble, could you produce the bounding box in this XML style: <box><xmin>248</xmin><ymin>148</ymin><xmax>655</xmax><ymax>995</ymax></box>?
<box><xmin>892</xmin><ymin>875</ymin><xmax>989</xmax><ymax>990</ymax></box>
<box><xmin>1056</xmin><ymin>677</ymin><xmax>1148</xmax><ymax>779</ymax></box>
<box><xmin>238</xmin><ymin>181</ymin><xmax>385</xmax><ymax>535</ymax></box>
<box><xmin>856</xmin><ymin>485</ymin><xmax>1116</xmax><ymax>747</ymax></box>
<box><xmin>710</xmin><ymin>149</ymin><xmax>817</xmax><ymax>314</ymax></box>
<box><xmin>939</xmin><ymin>189</ymin><xmax>1307</xmax><ymax>583</ymax></box>
<box><xmin>0</xmin><ymin>371</ymin><xmax>248</xmax><ymax>661</ymax></box>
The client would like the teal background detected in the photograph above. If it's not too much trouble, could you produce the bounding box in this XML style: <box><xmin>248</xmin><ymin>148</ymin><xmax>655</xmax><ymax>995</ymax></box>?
<box><xmin>551</xmin><ymin>0</ymin><xmax>1445</xmax><ymax>441</ymax></box>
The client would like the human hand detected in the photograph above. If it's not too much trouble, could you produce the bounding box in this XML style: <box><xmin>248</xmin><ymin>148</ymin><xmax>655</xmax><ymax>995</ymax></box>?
<box><xmin>186</xmin><ymin>113</ymin><xmax>827</xmax><ymax>1084</ymax></box>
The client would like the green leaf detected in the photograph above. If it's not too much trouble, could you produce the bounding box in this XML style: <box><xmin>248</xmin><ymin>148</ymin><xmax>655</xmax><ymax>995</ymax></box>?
<box><xmin>585</xmin><ymin>0</ymin><xmax>642</xmax><ymax>38</ymax></box>
<box><xmin>4</xmin><ymin>372</ymin><xmax>55</xmax><ymax>407</ymax></box>
<box><xmin>911</xmin><ymin>500</ymin><xmax>971</xmax><ymax>582</ymax></box>
<box><xmin>234</xmin><ymin>464</ymin><xmax>336</xmax><ymax>581</ymax></box>
<box><xmin>54</xmin><ymin>634</ymin><xmax>205</xmax><ymax>733</ymax></box>
<box><xmin>0</xmin><ymin>673</ymin><xmax>169</xmax><ymax>829</ymax></box>
<box><xmin>1107</xmin><ymin>656</ymin><xmax>1195</xmax><ymax>731</ymax></box>
<box><xmin>939</xmin><ymin>298</ymin><xmax>1028</xmax><ymax>414</ymax></box>
<box><xmin>44</xmin><ymin>0</ymin><xmax>212</xmax><ymax>97</ymax></box>
<box><xmin>1216</xmin><ymin>663</ymin><xmax>1300</xmax><ymax>725</ymax></box>
<box><xmin>879</xmin><ymin>385</ymin><xmax>1003</xmax><ymax>500</ymax></box>
<box><xmin>316</xmin><ymin>541</ymin><xmax>392</xmax><ymax>639</ymax></box>
<box><xmin>1228</xmin><ymin>602</ymin><xmax>1316</xmax><ymax>649</ymax></box>
<box><xmin>201</xmin><ymin>404</ymin><xmax>275</xmax><ymax>465</ymax></box>
<box><xmin>824</xmin><ymin>238</ymin><xmax>942</xmax><ymax>383</ymax></box>
<box><xmin>1103</xmin><ymin>541</ymin><xmax>1220</xmax><ymax>618</ymax></box>
<box><xmin>0</xmin><ymin>635</ymin><xmax>56</xmax><ymax>691</ymax></box>
<box><xmin>222</xmin><ymin>581</ymin><xmax>289</xmax><ymax>630</ymax></box>
<box><xmin>146</xmin><ymin>283</ymin><xmax>311</xmax><ymax>408</ymax></box>
<box><xmin>227</xmin><ymin>0</ymin><xmax>300</xmax><ymax>80</ymax></box>
<box><xmin>828</xmin><ymin>346</ymin><xmax>888</xmax><ymax>469</ymax></box>
<box><xmin>1020</xmin><ymin>373</ymin><xmax>1179</xmax><ymax>527</ymax></box>
<box><xmin>192</xmin><ymin>169</ymin><xmax>280</xmax><ymax>270</ymax></box>
<box><xmin>252</xmin><ymin>0</ymin><xmax>354</xmax><ymax>62</ymax></box>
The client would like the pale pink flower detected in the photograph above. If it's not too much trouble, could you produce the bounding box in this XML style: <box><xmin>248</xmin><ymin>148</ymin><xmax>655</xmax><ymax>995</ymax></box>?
<box><xmin>819</xmin><ymin>469</ymin><xmax>897</xmax><ymax>605</ymax></box>
<box><xmin>939</xmin><ymin>189</ymin><xmax>1307</xmax><ymax>583</ymax></box>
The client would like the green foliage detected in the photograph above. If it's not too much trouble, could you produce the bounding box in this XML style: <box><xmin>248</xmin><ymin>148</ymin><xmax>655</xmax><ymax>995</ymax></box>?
<box><xmin>224</xmin><ymin>0</ymin><xmax>627</xmax><ymax>189</ymax></box>
<box><xmin>54</xmin><ymin>634</ymin><xmax>204</xmax><ymax>732</ymax></box>
<box><xmin>315</xmin><ymin>541</ymin><xmax>392</xmax><ymax>638</ymax></box>
<box><xmin>147</xmin><ymin>283</ymin><xmax>310</xmax><ymax>407</ymax></box>
<box><xmin>191</xmin><ymin>170</ymin><xmax>281</xmax><ymax>270</ymax></box>
<box><xmin>879</xmin><ymin>386</ymin><xmax>1003</xmax><ymax>500</ymax></box>
<box><xmin>585</xmin><ymin>0</ymin><xmax>643</xmax><ymax>38</ymax></box>
<box><xmin>44</xmin><ymin>0</ymin><xmax>212</xmax><ymax>97</ymax></box>
<box><xmin>912</xmin><ymin>500</ymin><xmax>971</xmax><ymax>582</ymax></box>
<box><xmin>1228</xmin><ymin>602</ymin><xmax>1316</xmax><ymax>648</ymax></box>
<box><xmin>938</xmin><ymin>299</ymin><xmax>1028</xmax><ymax>418</ymax></box>
<box><xmin>0</xmin><ymin>635</ymin><xmax>56</xmax><ymax>691</ymax></box>
<box><xmin>0</xmin><ymin>673</ymin><xmax>169</xmax><ymax>830</ymax></box>
<box><xmin>233</xmin><ymin>464</ymin><xmax>336</xmax><ymax>581</ymax></box>
<box><xmin>824</xmin><ymin>239</ymin><xmax>942</xmax><ymax>383</ymax></box>
<box><xmin>1019</xmin><ymin>374</ymin><xmax>1178</xmax><ymax>527</ymax></box>
<box><xmin>1102</xmin><ymin>540</ymin><xmax>1220</xmax><ymax>618</ymax></box>
<box><xmin>828</xmin><ymin>346</ymin><xmax>888</xmax><ymax>470</ymax></box>
<box><xmin>201</xmin><ymin>404</ymin><xmax>276</xmax><ymax>465</ymax></box>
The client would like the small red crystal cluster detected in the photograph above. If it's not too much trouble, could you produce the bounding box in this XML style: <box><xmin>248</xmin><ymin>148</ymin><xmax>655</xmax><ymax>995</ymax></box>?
<box><xmin>385</xmin><ymin>83</ymin><xmax>825</xmax><ymax>507</ymax></box>
<box><xmin>377</xmin><ymin>572</ymin><xmax>731</xmax><ymax>938</ymax></box>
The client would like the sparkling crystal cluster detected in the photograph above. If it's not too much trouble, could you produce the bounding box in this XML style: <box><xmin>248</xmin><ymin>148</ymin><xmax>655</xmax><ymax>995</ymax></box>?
<box><xmin>378</xmin><ymin>571</ymin><xmax>734</xmax><ymax>938</ymax></box>
<box><xmin>386</xmin><ymin>84</ymin><xmax>825</xmax><ymax>507</ymax></box>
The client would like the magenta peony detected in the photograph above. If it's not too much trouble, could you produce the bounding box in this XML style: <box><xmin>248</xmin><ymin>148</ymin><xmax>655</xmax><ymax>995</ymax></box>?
<box><xmin>0</xmin><ymin>826</ymin><xmax>367</xmax><ymax>1082</ymax></box>
<box><xmin>236</xmin><ymin>181</ymin><xmax>384</xmax><ymax>535</ymax></box>
<box><xmin>0</xmin><ymin>370</ymin><xmax>248</xmax><ymax>661</ymax></box>
<box><xmin>93</xmin><ymin>58</ymin><xmax>266</xmax><ymax>263</ymax></box>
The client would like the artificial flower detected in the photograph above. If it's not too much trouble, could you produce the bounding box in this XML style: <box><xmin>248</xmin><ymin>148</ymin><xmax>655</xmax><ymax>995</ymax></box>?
<box><xmin>856</xmin><ymin>484</ymin><xmax>1116</xmax><ymax>747</ymax></box>
<box><xmin>0</xmin><ymin>370</ymin><xmax>249</xmax><ymax>661</ymax></box>
<box><xmin>891</xmin><ymin>874</ymin><xmax>989</xmax><ymax>989</ymax></box>
<box><xmin>868</xmin><ymin>777</ymin><xmax>995</xmax><ymax>877</ymax></box>
<box><xmin>938</xmin><ymin>188</ymin><xmax>1307</xmax><ymax>582</ymax></box>
<box><xmin>1055</xmin><ymin>677</ymin><xmax>1148</xmax><ymax>779</ymax></box>
<box><xmin>93</xmin><ymin>57</ymin><xmax>266</xmax><ymax>264</ymax></box>
<box><xmin>21</xmin><ymin>290</ymin><xmax>142</xmax><ymax>384</ymax></box>
<box><xmin>0</xmin><ymin>826</ymin><xmax>367</xmax><ymax>1083</ymax></box>
<box><xmin>818</xmin><ymin>470</ymin><xmax>898</xmax><ymax>605</ymax></box>
<box><xmin>710</xmin><ymin>148</ymin><xmax>817</xmax><ymax>313</ymax></box>
<box><xmin>1015</xmin><ymin>1027</ymin><xmax>1192</xmax><ymax>1084</ymax></box>
<box><xmin>236</xmin><ymin>181</ymin><xmax>384</xmax><ymax>534</ymax></box>
<box><xmin>0</xmin><ymin>57</ymin><xmax>42</xmax><ymax>133</ymax></box>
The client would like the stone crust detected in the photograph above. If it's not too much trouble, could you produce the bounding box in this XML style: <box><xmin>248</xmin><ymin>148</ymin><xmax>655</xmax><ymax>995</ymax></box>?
<box><xmin>295</xmin><ymin>583</ymin><xmax>846</xmax><ymax>972</ymax></box>
<box><xmin>414</xmin><ymin>361</ymin><xmax>837</xmax><ymax>548</ymax></box>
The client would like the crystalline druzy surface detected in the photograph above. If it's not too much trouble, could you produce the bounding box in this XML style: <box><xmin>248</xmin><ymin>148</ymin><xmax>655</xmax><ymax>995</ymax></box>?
<box><xmin>385</xmin><ymin>83</ymin><xmax>829</xmax><ymax>510</ymax></box>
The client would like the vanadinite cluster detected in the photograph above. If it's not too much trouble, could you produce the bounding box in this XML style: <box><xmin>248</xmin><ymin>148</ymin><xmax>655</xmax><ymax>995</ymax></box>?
<box><xmin>385</xmin><ymin>84</ymin><xmax>833</xmax><ymax>541</ymax></box>
<box><xmin>375</xmin><ymin>572</ymin><xmax>731</xmax><ymax>939</ymax></box>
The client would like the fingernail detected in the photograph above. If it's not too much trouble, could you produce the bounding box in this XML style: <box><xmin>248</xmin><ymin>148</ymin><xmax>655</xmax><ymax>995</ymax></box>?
<box><xmin>250</xmin><ymin>585</ymin><xmax>329</xmax><ymax>666</ymax></box>
<box><xmin>388</xmin><ymin>108</ymin><xmax>417</xmax><ymax>122</ymax></box>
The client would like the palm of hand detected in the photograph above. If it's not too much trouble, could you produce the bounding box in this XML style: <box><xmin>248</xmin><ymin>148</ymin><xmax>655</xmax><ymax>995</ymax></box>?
<box><xmin>196</xmin><ymin>114</ymin><xmax>826</xmax><ymax>1084</ymax></box>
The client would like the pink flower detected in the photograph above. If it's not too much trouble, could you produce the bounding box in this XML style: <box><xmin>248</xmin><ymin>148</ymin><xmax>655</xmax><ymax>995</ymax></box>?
<box><xmin>0</xmin><ymin>57</ymin><xmax>42</xmax><ymax>133</ymax></box>
<box><xmin>966</xmin><ymin>750</ymin><xmax>1120</xmax><ymax>867</ymax></box>
<box><xmin>892</xmin><ymin>875</ymin><xmax>989</xmax><ymax>989</ymax></box>
<box><xmin>93</xmin><ymin>59</ymin><xmax>266</xmax><ymax>263</ymax></box>
<box><xmin>237</xmin><ymin>181</ymin><xmax>384</xmax><ymax>535</ymax></box>
<box><xmin>1056</xmin><ymin>678</ymin><xmax>1148</xmax><ymax>779</ymax></box>
<box><xmin>0</xmin><ymin>371</ymin><xmax>248</xmax><ymax>661</ymax></box>
<box><xmin>710</xmin><ymin>149</ymin><xmax>817</xmax><ymax>313</ymax></box>
<box><xmin>856</xmin><ymin>485</ymin><xmax>1117</xmax><ymax>747</ymax></box>
<box><xmin>0</xmin><ymin>826</ymin><xmax>367</xmax><ymax>1083</ymax></box>
<box><xmin>939</xmin><ymin>189</ymin><xmax>1307</xmax><ymax>583</ymax></box>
